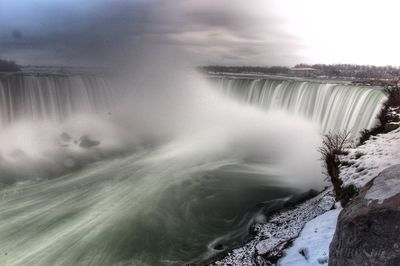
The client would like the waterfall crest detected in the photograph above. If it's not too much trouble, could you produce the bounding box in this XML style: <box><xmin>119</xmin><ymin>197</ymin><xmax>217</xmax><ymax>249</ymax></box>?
<box><xmin>212</xmin><ymin>76</ymin><xmax>387</xmax><ymax>134</ymax></box>
<box><xmin>0</xmin><ymin>73</ymin><xmax>387</xmax><ymax>136</ymax></box>
<box><xmin>0</xmin><ymin>74</ymin><xmax>112</xmax><ymax>126</ymax></box>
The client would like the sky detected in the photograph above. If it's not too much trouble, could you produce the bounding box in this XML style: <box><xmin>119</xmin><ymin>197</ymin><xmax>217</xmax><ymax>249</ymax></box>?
<box><xmin>0</xmin><ymin>0</ymin><xmax>400</xmax><ymax>66</ymax></box>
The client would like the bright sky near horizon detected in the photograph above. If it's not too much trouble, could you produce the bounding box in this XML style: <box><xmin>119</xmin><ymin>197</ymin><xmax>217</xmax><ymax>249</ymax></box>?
<box><xmin>0</xmin><ymin>0</ymin><xmax>399</xmax><ymax>66</ymax></box>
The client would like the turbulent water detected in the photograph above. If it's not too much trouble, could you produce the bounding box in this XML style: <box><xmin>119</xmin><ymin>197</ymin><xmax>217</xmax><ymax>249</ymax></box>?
<box><xmin>0</xmin><ymin>72</ymin><xmax>386</xmax><ymax>265</ymax></box>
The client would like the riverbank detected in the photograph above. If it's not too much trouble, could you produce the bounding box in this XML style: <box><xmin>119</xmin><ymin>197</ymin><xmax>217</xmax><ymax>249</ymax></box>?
<box><xmin>210</xmin><ymin>189</ymin><xmax>335</xmax><ymax>265</ymax></box>
<box><xmin>211</xmin><ymin>104</ymin><xmax>400</xmax><ymax>266</ymax></box>
<box><xmin>276</xmin><ymin>125</ymin><xmax>400</xmax><ymax>266</ymax></box>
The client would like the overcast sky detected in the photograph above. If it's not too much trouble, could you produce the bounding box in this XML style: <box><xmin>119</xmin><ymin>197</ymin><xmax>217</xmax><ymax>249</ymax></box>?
<box><xmin>1</xmin><ymin>0</ymin><xmax>400</xmax><ymax>66</ymax></box>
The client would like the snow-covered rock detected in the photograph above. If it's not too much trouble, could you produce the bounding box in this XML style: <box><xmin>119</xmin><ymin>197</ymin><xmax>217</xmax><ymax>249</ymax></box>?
<box><xmin>329</xmin><ymin>164</ymin><xmax>400</xmax><ymax>266</ymax></box>
<box><xmin>278</xmin><ymin>121</ymin><xmax>400</xmax><ymax>266</ymax></box>
<box><xmin>212</xmin><ymin>190</ymin><xmax>335</xmax><ymax>265</ymax></box>
<box><xmin>340</xmin><ymin>128</ymin><xmax>400</xmax><ymax>188</ymax></box>
<box><xmin>213</xmin><ymin>111</ymin><xmax>400</xmax><ymax>266</ymax></box>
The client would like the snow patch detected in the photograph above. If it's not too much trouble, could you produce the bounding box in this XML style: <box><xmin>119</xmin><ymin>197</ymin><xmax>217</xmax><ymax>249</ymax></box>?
<box><xmin>278</xmin><ymin>204</ymin><xmax>342</xmax><ymax>266</ymax></box>
<box><xmin>340</xmin><ymin>128</ymin><xmax>400</xmax><ymax>188</ymax></box>
<box><xmin>214</xmin><ymin>109</ymin><xmax>400</xmax><ymax>265</ymax></box>
<box><xmin>213</xmin><ymin>190</ymin><xmax>335</xmax><ymax>265</ymax></box>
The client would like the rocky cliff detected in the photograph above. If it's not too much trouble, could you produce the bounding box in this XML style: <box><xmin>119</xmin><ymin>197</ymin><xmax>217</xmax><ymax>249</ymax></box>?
<box><xmin>330</xmin><ymin>164</ymin><xmax>400</xmax><ymax>266</ymax></box>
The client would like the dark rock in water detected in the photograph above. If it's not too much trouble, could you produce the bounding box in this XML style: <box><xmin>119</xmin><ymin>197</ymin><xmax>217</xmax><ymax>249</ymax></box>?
<box><xmin>213</xmin><ymin>244</ymin><xmax>225</xmax><ymax>251</ymax></box>
<box><xmin>60</xmin><ymin>132</ymin><xmax>72</xmax><ymax>142</ymax></box>
<box><xmin>283</xmin><ymin>189</ymin><xmax>320</xmax><ymax>209</ymax></box>
<box><xmin>79</xmin><ymin>135</ymin><xmax>100</xmax><ymax>148</ymax></box>
<box><xmin>384</xmin><ymin>122</ymin><xmax>399</xmax><ymax>133</ymax></box>
<box><xmin>329</xmin><ymin>164</ymin><xmax>400</xmax><ymax>266</ymax></box>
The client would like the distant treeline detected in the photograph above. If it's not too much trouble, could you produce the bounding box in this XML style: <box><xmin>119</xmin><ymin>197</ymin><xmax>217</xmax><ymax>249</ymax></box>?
<box><xmin>201</xmin><ymin>64</ymin><xmax>400</xmax><ymax>79</ymax></box>
<box><xmin>0</xmin><ymin>59</ymin><xmax>21</xmax><ymax>72</ymax></box>
<box><xmin>295</xmin><ymin>64</ymin><xmax>400</xmax><ymax>79</ymax></box>
<box><xmin>200</xmin><ymin>65</ymin><xmax>290</xmax><ymax>75</ymax></box>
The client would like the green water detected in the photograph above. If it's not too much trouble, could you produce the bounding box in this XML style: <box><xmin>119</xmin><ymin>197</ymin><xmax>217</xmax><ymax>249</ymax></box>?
<box><xmin>0</xmin><ymin>149</ymin><xmax>297</xmax><ymax>266</ymax></box>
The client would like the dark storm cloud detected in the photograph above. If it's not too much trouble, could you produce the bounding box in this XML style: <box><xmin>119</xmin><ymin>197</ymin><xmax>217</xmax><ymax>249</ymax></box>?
<box><xmin>0</xmin><ymin>0</ymin><xmax>302</xmax><ymax>66</ymax></box>
<box><xmin>0</xmin><ymin>0</ymin><xmax>146</xmax><ymax>65</ymax></box>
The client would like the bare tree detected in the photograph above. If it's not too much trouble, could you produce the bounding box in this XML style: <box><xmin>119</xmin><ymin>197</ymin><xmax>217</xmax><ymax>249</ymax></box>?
<box><xmin>319</xmin><ymin>131</ymin><xmax>351</xmax><ymax>202</ymax></box>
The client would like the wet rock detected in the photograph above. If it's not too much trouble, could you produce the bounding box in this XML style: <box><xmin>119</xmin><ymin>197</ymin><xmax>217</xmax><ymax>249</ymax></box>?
<box><xmin>213</xmin><ymin>244</ymin><xmax>225</xmax><ymax>251</ymax></box>
<box><xmin>210</xmin><ymin>190</ymin><xmax>335</xmax><ymax>265</ymax></box>
<box><xmin>329</xmin><ymin>164</ymin><xmax>400</xmax><ymax>266</ymax></box>
<box><xmin>79</xmin><ymin>135</ymin><xmax>100</xmax><ymax>148</ymax></box>
<box><xmin>384</xmin><ymin>122</ymin><xmax>399</xmax><ymax>133</ymax></box>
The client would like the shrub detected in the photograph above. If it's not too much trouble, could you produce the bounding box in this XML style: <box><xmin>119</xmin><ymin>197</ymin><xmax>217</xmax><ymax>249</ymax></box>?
<box><xmin>319</xmin><ymin>131</ymin><xmax>351</xmax><ymax>203</ymax></box>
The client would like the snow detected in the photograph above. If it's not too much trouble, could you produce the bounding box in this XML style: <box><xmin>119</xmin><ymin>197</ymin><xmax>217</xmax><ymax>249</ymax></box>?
<box><xmin>213</xmin><ymin>109</ymin><xmax>400</xmax><ymax>265</ymax></box>
<box><xmin>340</xmin><ymin>127</ymin><xmax>400</xmax><ymax>188</ymax></box>
<box><xmin>213</xmin><ymin>190</ymin><xmax>335</xmax><ymax>265</ymax></box>
<box><xmin>278</xmin><ymin>116</ymin><xmax>400</xmax><ymax>265</ymax></box>
<box><xmin>278</xmin><ymin>203</ymin><xmax>342</xmax><ymax>266</ymax></box>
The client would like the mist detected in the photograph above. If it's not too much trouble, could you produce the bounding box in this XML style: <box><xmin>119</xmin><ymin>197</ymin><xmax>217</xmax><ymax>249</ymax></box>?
<box><xmin>0</xmin><ymin>54</ymin><xmax>324</xmax><ymax>191</ymax></box>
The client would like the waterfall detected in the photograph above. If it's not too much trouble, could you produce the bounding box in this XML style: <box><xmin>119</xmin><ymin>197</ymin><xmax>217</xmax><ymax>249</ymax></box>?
<box><xmin>212</xmin><ymin>76</ymin><xmax>387</xmax><ymax>135</ymax></box>
<box><xmin>0</xmin><ymin>73</ymin><xmax>387</xmax><ymax>136</ymax></box>
<box><xmin>0</xmin><ymin>71</ymin><xmax>388</xmax><ymax>265</ymax></box>
<box><xmin>0</xmin><ymin>74</ymin><xmax>113</xmax><ymax>126</ymax></box>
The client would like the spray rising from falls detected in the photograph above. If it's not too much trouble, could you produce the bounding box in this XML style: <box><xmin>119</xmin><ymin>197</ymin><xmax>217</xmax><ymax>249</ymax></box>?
<box><xmin>0</xmin><ymin>71</ymin><xmax>388</xmax><ymax>265</ymax></box>
<box><xmin>0</xmin><ymin>73</ymin><xmax>128</xmax><ymax>184</ymax></box>
<box><xmin>212</xmin><ymin>76</ymin><xmax>387</xmax><ymax>135</ymax></box>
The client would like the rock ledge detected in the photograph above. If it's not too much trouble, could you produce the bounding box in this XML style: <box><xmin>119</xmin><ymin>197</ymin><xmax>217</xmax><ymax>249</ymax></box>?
<box><xmin>329</xmin><ymin>164</ymin><xmax>400</xmax><ymax>266</ymax></box>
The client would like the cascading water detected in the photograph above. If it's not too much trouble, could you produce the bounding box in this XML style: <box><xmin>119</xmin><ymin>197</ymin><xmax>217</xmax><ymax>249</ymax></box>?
<box><xmin>212</xmin><ymin>76</ymin><xmax>387</xmax><ymax>135</ymax></box>
<box><xmin>0</xmin><ymin>74</ymin><xmax>113</xmax><ymax>125</ymax></box>
<box><xmin>0</xmin><ymin>73</ymin><xmax>387</xmax><ymax>136</ymax></box>
<box><xmin>0</xmin><ymin>71</ymin><xmax>387</xmax><ymax>265</ymax></box>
